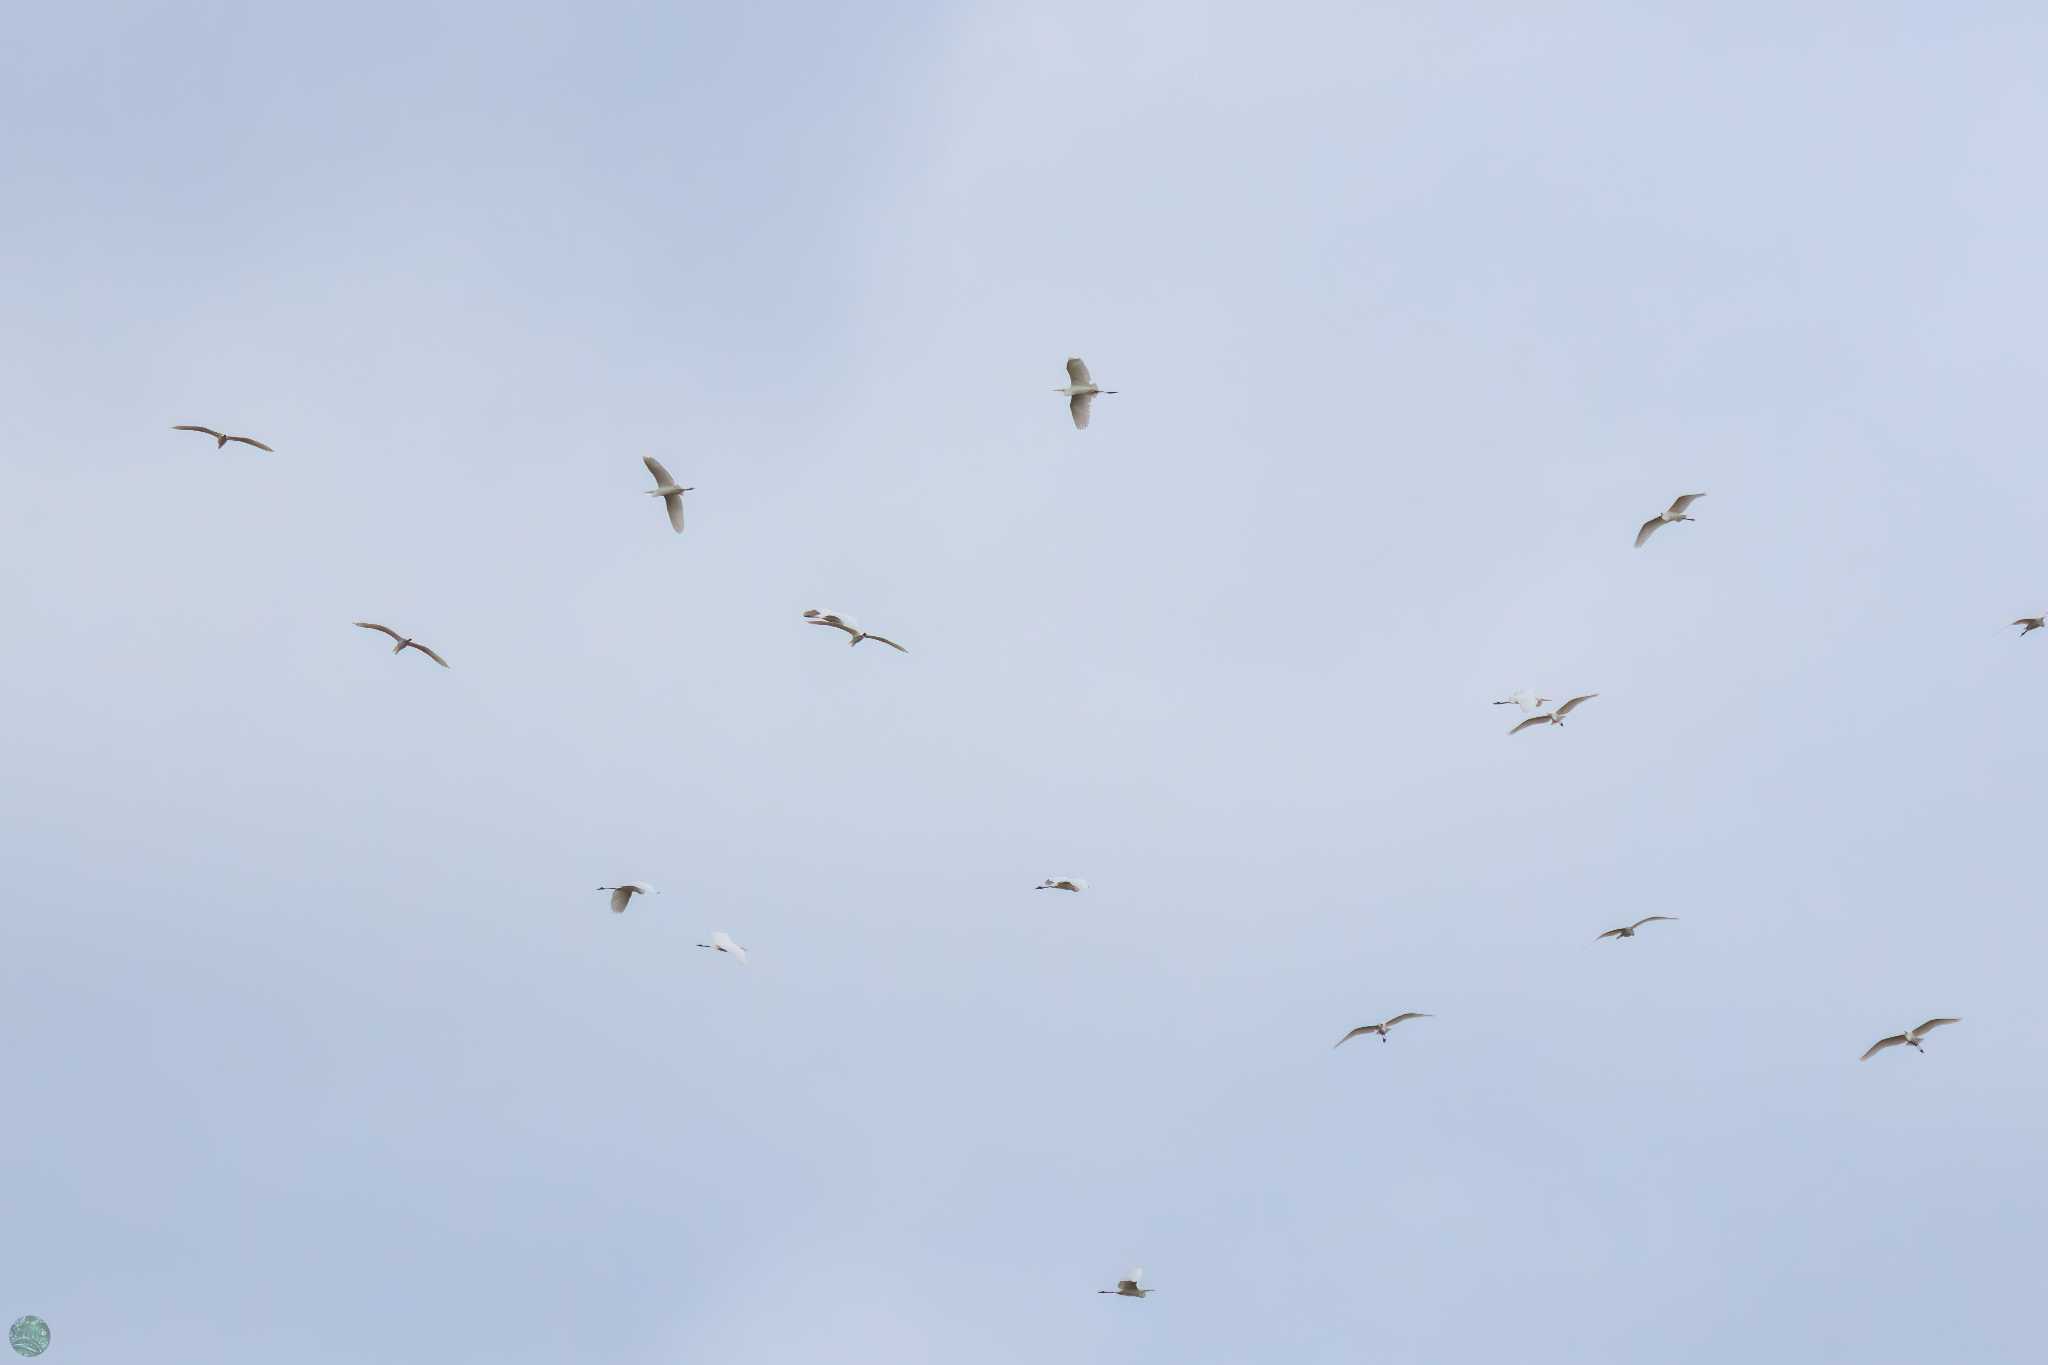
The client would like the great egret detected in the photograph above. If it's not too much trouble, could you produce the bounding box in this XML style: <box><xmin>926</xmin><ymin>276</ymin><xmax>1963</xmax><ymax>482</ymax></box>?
<box><xmin>1036</xmin><ymin>879</ymin><xmax>1087</xmax><ymax>892</ymax></box>
<box><xmin>597</xmin><ymin>884</ymin><xmax>654</xmax><ymax>914</ymax></box>
<box><xmin>642</xmin><ymin>456</ymin><xmax>693</xmax><ymax>533</ymax></box>
<box><xmin>803</xmin><ymin>610</ymin><xmax>907</xmax><ymax>652</ymax></box>
<box><xmin>1098</xmin><ymin>1268</ymin><xmax>1153</xmax><ymax>1298</ymax></box>
<box><xmin>1597</xmin><ymin>915</ymin><xmax>1678</xmax><ymax>940</ymax></box>
<box><xmin>1635</xmin><ymin>493</ymin><xmax>1706</xmax><ymax>548</ymax></box>
<box><xmin>1056</xmin><ymin>357</ymin><xmax>1116</xmax><ymax>430</ymax></box>
<box><xmin>1333</xmin><ymin>1013</ymin><xmax>1431</xmax><ymax>1047</ymax></box>
<box><xmin>1860</xmin><ymin>1017</ymin><xmax>1960</xmax><ymax>1061</ymax></box>
<box><xmin>172</xmin><ymin>424</ymin><xmax>273</xmax><ymax>451</ymax></box>
<box><xmin>352</xmin><ymin>622</ymin><xmax>450</xmax><ymax>667</ymax></box>
<box><xmin>697</xmin><ymin>931</ymin><xmax>748</xmax><ymax>964</ymax></box>
<box><xmin>2013</xmin><ymin>616</ymin><xmax>2044</xmax><ymax>636</ymax></box>
<box><xmin>1493</xmin><ymin>689</ymin><xmax>1552</xmax><ymax>712</ymax></box>
<box><xmin>1508</xmin><ymin>693</ymin><xmax>1598</xmax><ymax>734</ymax></box>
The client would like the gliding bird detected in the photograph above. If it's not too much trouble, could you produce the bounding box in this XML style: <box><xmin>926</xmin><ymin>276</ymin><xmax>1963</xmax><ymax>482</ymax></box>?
<box><xmin>2013</xmin><ymin>616</ymin><xmax>2044</xmax><ymax>636</ymax></box>
<box><xmin>1860</xmin><ymin>1017</ymin><xmax>1960</xmax><ymax>1061</ymax></box>
<box><xmin>1036</xmin><ymin>879</ymin><xmax>1087</xmax><ymax>892</ymax></box>
<box><xmin>1635</xmin><ymin>493</ymin><xmax>1706</xmax><ymax>548</ymax></box>
<box><xmin>1493</xmin><ymin>689</ymin><xmax>1552</xmax><ymax>712</ymax></box>
<box><xmin>1098</xmin><ymin>1268</ymin><xmax>1153</xmax><ymax>1299</ymax></box>
<box><xmin>1598</xmin><ymin>915</ymin><xmax>1678</xmax><ymax>940</ymax></box>
<box><xmin>597</xmin><ymin>883</ymin><xmax>654</xmax><ymax>914</ymax></box>
<box><xmin>1333</xmin><ymin>1013</ymin><xmax>1432</xmax><ymax>1047</ymax></box>
<box><xmin>803</xmin><ymin>610</ymin><xmax>907</xmax><ymax>652</ymax></box>
<box><xmin>1055</xmin><ymin>357</ymin><xmax>1117</xmax><ymax>430</ymax></box>
<box><xmin>697</xmin><ymin>931</ymin><xmax>748</xmax><ymax>964</ymax></box>
<box><xmin>1508</xmin><ymin>693</ymin><xmax>1598</xmax><ymax>734</ymax></box>
<box><xmin>642</xmin><ymin>456</ymin><xmax>693</xmax><ymax>533</ymax></box>
<box><xmin>352</xmin><ymin>621</ymin><xmax>450</xmax><ymax>667</ymax></box>
<box><xmin>172</xmin><ymin>424</ymin><xmax>273</xmax><ymax>451</ymax></box>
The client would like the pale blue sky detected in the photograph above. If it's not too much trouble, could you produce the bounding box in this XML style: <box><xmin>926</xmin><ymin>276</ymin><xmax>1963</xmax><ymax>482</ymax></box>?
<box><xmin>4</xmin><ymin>4</ymin><xmax>2046</xmax><ymax>1362</ymax></box>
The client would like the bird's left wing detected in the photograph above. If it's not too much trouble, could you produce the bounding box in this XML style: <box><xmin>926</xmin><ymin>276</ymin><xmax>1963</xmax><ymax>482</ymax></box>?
<box><xmin>644</xmin><ymin>455</ymin><xmax>675</xmax><ymax>486</ymax></box>
<box><xmin>1630</xmin><ymin>915</ymin><xmax>1678</xmax><ymax>930</ymax></box>
<box><xmin>1634</xmin><ymin>517</ymin><xmax>1662</xmax><ymax>548</ymax></box>
<box><xmin>1860</xmin><ymin>1035</ymin><xmax>1907</xmax><ymax>1061</ymax></box>
<box><xmin>1555</xmin><ymin>694</ymin><xmax>1598</xmax><ymax>715</ymax></box>
<box><xmin>226</xmin><ymin>435</ymin><xmax>274</xmax><ymax>452</ymax></box>
<box><xmin>353</xmin><ymin>621</ymin><xmax>403</xmax><ymax>642</ymax></box>
<box><xmin>1382</xmin><ymin>1012</ymin><xmax>1430</xmax><ymax>1029</ymax></box>
<box><xmin>1066</xmin><ymin>357</ymin><xmax>1092</xmax><ymax>385</ymax></box>
<box><xmin>1668</xmin><ymin>493</ymin><xmax>1706</xmax><ymax>515</ymax></box>
<box><xmin>1910</xmin><ymin>1017</ymin><xmax>1960</xmax><ymax>1039</ymax></box>
<box><xmin>410</xmin><ymin>642</ymin><xmax>451</xmax><ymax>668</ymax></box>
<box><xmin>864</xmin><ymin>634</ymin><xmax>909</xmax><ymax>653</ymax></box>
<box><xmin>1596</xmin><ymin>927</ymin><xmax>1627</xmax><ymax>940</ymax></box>
<box><xmin>172</xmin><ymin>424</ymin><xmax>223</xmax><ymax>439</ymax></box>
<box><xmin>664</xmin><ymin>493</ymin><xmax>686</xmax><ymax>533</ymax></box>
<box><xmin>1509</xmin><ymin>715</ymin><xmax>1549</xmax><ymax>735</ymax></box>
<box><xmin>1070</xmin><ymin>392</ymin><xmax>1093</xmax><ymax>430</ymax></box>
<box><xmin>1332</xmin><ymin>1027</ymin><xmax>1371</xmax><ymax>1048</ymax></box>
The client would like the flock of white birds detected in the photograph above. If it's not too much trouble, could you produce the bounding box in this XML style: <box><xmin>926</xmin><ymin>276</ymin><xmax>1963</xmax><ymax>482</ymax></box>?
<box><xmin>172</xmin><ymin>350</ymin><xmax>2025</xmax><ymax>1303</ymax></box>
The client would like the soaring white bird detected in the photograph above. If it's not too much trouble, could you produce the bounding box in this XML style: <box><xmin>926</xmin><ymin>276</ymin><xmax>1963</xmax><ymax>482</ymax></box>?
<box><xmin>1598</xmin><ymin>915</ymin><xmax>1678</xmax><ymax>940</ymax></box>
<box><xmin>1493</xmin><ymin>689</ymin><xmax>1552</xmax><ymax>713</ymax></box>
<box><xmin>697</xmin><ymin>931</ymin><xmax>748</xmax><ymax>964</ymax></box>
<box><xmin>597</xmin><ymin>883</ymin><xmax>654</xmax><ymax>914</ymax></box>
<box><xmin>1508</xmin><ymin>693</ymin><xmax>1598</xmax><ymax>734</ymax></box>
<box><xmin>352</xmin><ymin>621</ymin><xmax>450</xmax><ymax>667</ymax></box>
<box><xmin>1635</xmin><ymin>493</ymin><xmax>1706</xmax><ymax>548</ymax></box>
<box><xmin>1055</xmin><ymin>357</ymin><xmax>1117</xmax><ymax>430</ymax></box>
<box><xmin>1333</xmin><ymin>1013</ymin><xmax>1432</xmax><ymax>1047</ymax></box>
<box><xmin>1098</xmin><ymin>1268</ymin><xmax>1153</xmax><ymax>1299</ymax></box>
<box><xmin>1036</xmin><ymin>878</ymin><xmax>1087</xmax><ymax>892</ymax></box>
<box><xmin>1860</xmin><ymin>1017</ymin><xmax>1960</xmax><ymax>1061</ymax></box>
<box><xmin>803</xmin><ymin>610</ymin><xmax>908</xmax><ymax>652</ymax></box>
<box><xmin>173</xmin><ymin>424</ymin><xmax>273</xmax><ymax>451</ymax></box>
<box><xmin>2013</xmin><ymin>616</ymin><xmax>2044</xmax><ymax>636</ymax></box>
<box><xmin>642</xmin><ymin>456</ymin><xmax>693</xmax><ymax>533</ymax></box>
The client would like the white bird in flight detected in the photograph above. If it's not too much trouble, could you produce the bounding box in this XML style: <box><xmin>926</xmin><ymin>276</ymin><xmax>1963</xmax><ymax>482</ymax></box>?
<box><xmin>803</xmin><ymin>610</ymin><xmax>908</xmax><ymax>652</ymax></box>
<box><xmin>1635</xmin><ymin>493</ymin><xmax>1706</xmax><ymax>548</ymax></box>
<box><xmin>1508</xmin><ymin>693</ymin><xmax>1598</xmax><ymax>734</ymax></box>
<box><xmin>352</xmin><ymin>621</ymin><xmax>450</xmax><ymax>667</ymax></box>
<box><xmin>597</xmin><ymin>883</ymin><xmax>654</xmax><ymax>914</ymax></box>
<box><xmin>1493</xmin><ymin>689</ymin><xmax>1552</xmax><ymax>713</ymax></box>
<box><xmin>1860</xmin><ymin>1017</ymin><xmax>1960</xmax><ymax>1061</ymax></box>
<box><xmin>1333</xmin><ymin>1013</ymin><xmax>1432</xmax><ymax>1047</ymax></box>
<box><xmin>1055</xmin><ymin>357</ymin><xmax>1117</xmax><ymax>430</ymax></box>
<box><xmin>172</xmin><ymin>424</ymin><xmax>273</xmax><ymax>451</ymax></box>
<box><xmin>2012</xmin><ymin>616</ymin><xmax>2044</xmax><ymax>636</ymax></box>
<box><xmin>1036</xmin><ymin>878</ymin><xmax>1087</xmax><ymax>893</ymax></box>
<box><xmin>1597</xmin><ymin>915</ymin><xmax>1678</xmax><ymax>940</ymax></box>
<box><xmin>1098</xmin><ymin>1268</ymin><xmax>1153</xmax><ymax>1299</ymax></box>
<box><xmin>697</xmin><ymin>931</ymin><xmax>748</xmax><ymax>964</ymax></box>
<box><xmin>642</xmin><ymin>456</ymin><xmax>693</xmax><ymax>533</ymax></box>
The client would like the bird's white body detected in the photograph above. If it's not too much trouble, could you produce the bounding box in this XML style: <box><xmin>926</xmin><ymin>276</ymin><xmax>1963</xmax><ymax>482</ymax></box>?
<box><xmin>1494</xmin><ymin>689</ymin><xmax>1552</xmax><ymax>713</ymax></box>
<box><xmin>1057</xmin><ymin>357</ymin><xmax>1117</xmax><ymax>429</ymax></box>
<box><xmin>698</xmin><ymin>931</ymin><xmax>748</xmax><ymax>964</ymax></box>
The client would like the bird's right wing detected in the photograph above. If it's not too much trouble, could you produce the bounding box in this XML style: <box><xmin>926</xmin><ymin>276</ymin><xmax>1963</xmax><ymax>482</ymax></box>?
<box><xmin>1668</xmin><ymin>493</ymin><xmax>1705</xmax><ymax>515</ymax></box>
<box><xmin>1509</xmin><ymin>716</ymin><xmax>1549</xmax><ymax>735</ymax></box>
<box><xmin>1910</xmin><ymin>1017</ymin><xmax>1960</xmax><ymax>1039</ymax></box>
<box><xmin>1332</xmin><ymin>1027</ymin><xmax>1371</xmax><ymax>1048</ymax></box>
<box><xmin>410</xmin><ymin>642</ymin><xmax>451</xmax><ymax>668</ymax></box>
<box><xmin>1070</xmin><ymin>392</ymin><xmax>1093</xmax><ymax>430</ymax></box>
<box><xmin>172</xmin><ymin>425</ymin><xmax>223</xmax><ymax>439</ymax></box>
<box><xmin>1555</xmin><ymin>694</ymin><xmax>1598</xmax><ymax>715</ymax></box>
<box><xmin>1631</xmin><ymin>915</ymin><xmax>1677</xmax><ymax>930</ymax></box>
<box><xmin>226</xmin><ymin>435</ymin><xmax>274</xmax><ymax>451</ymax></box>
<box><xmin>353</xmin><ymin>622</ymin><xmax>403</xmax><ymax>642</ymax></box>
<box><xmin>865</xmin><ymin>634</ymin><xmax>909</xmax><ymax>653</ymax></box>
<box><xmin>1860</xmin><ymin>1035</ymin><xmax>1907</xmax><ymax>1061</ymax></box>
<box><xmin>1382</xmin><ymin>1012</ymin><xmax>1430</xmax><ymax>1029</ymax></box>
<box><xmin>1596</xmin><ymin>927</ymin><xmax>1626</xmax><ymax>939</ymax></box>
<box><xmin>610</xmin><ymin>888</ymin><xmax>633</xmax><ymax>914</ymax></box>
<box><xmin>1066</xmin><ymin>357</ymin><xmax>1093</xmax><ymax>385</ymax></box>
<box><xmin>644</xmin><ymin>455</ymin><xmax>675</xmax><ymax>486</ymax></box>
<box><xmin>1634</xmin><ymin>518</ymin><xmax>1662</xmax><ymax>548</ymax></box>
<box><xmin>664</xmin><ymin>492</ymin><xmax>686</xmax><ymax>533</ymax></box>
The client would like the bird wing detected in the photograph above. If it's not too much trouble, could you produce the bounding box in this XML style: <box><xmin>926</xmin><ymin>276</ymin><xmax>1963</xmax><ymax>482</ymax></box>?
<box><xmin>1509</xmin><ymin>715</ymin><xmax>1550</xmax><ymax>734</ymax></box>
<box><xmin>1596</xmin><ymin>927</ymin><xmax>1627</xmax><ymax>939</ymax></box>
<box><xmin>718</xmin><ymin>936</ymin><xmax>749</xmax><ymax>964</ymax></box>
<box><xmin>225</xmin><ymin>435</ymin><xmax>274</xmax><ymax>451</ymax></box>
<box><xmin>1668</xmin><ymin>493</ymin><xmax>1706</xmax><ymax>515</ymax></box>
<box><xmin>1860</xmin><ymin>1034</ymin><xmax>1908</xmax><ymax>1060</ymax></box>
<box><xmin>2014</xmin><ymin>619</ymin><xmax>2042</xmax><ymax>628</ymax></box>
<box><xmin>610</xmin><ymin>887</ymin><xmax>634</xmax><ymax>914</ymax></box>
<box><xmin>664</xmin><ymin>492</ymin><xmax>686</xmax><ymax>533</ymax></box>
<box><xmin>353</xmin><ymin>622</ymin><xmax>404</xmax><ymax>642</ymax></box>
<box><xmin>1070</xmin><ymin>392</ymin><xmax>1093</xmax><ymax>430</ymax></box>
<box><xmin>1332</xmin><ymin>1026</ymin><xmax>1373</xmax><ymax>1048</ymax></box>
<box><xmin>172</xmin><ymin>425</ymin><xmax>224</xmax><ymax>439</ymax></box>
<box><xmin>408</xmin><ymin>641</ymin><xmax>451</xmax><ymax>668</ymax></box>
<box><xmin>1555</xmin><ymin>693</ymin><xmax>1597</xmax><ymax>715</ymax></box>
<box><xmin>1909</xmin><ymin>1017</ymin><xmax>1960</xmax><ymax>1040</ymax></box>
<box><xmin>1381</xmin><ymin>1012</ymin><xmax>1430</xmax><ymax>1029</ymax></box>
<box><xmin>644</xmin><ymin>455</ymin><xmax>675</xmax><ymax>487</ymax></box>
<box><xmin>1630</xmin><ymin>915</ymin><xmax>1678</xmax><ymax>930</ymax></box>
<box><xmin>809</xmin><ymin>618</ymin><xmax>859</xmax><ymax>638</ymax></box>
<box><xmin>1634</xmin><ymin>517</ymin><xmax>1663</xmax><ymax>548</ymax></box>
<box><xmin>1115</xmin><ymin>1280</ymin><xmax>1139</xmax><ymax>1294</ymax></box>
<box><xmin>1066</xmin><ymin>356</ymin><xmax>1092</xmax><ymax>385</ymax></box>
<box><xmin>864</xmin><ymin>634</ymin><xmax>909</xmax><ymax>653</ymax></box>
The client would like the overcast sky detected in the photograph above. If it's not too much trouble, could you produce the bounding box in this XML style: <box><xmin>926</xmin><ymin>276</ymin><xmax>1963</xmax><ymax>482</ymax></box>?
<box><xmin>5</xmin><ymin>3</ymin><xmax>2047</xmax><ymax>1362</ymax></box>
